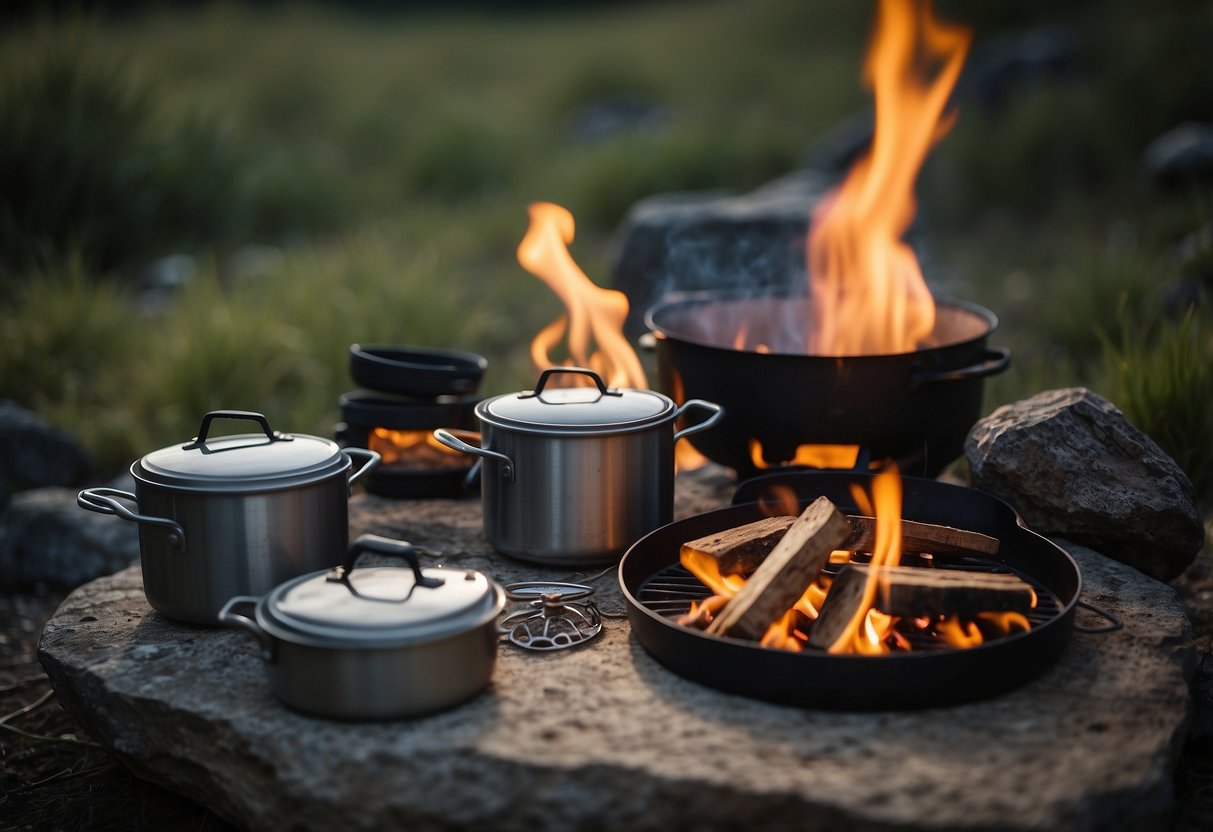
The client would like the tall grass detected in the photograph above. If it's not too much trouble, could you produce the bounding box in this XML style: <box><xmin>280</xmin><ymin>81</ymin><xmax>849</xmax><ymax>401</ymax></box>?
<box><xmin>1102</xmin><ymin>302</ymin><xmax>1213</xmax><ymax>499</ymax></box>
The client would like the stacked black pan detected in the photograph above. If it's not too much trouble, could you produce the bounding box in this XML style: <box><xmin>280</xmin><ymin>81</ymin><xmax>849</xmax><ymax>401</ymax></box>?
<box><xmin>336</xmin><ymin>344</ymin><xmax>486</xmax><ymax>498</ymax></box>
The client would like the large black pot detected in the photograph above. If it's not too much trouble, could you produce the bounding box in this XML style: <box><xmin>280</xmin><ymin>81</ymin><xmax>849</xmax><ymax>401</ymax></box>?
<box><xmin>645</xmin><ymin>290</ymin><xmax>1010</xmax><ymax>477</ymax></box>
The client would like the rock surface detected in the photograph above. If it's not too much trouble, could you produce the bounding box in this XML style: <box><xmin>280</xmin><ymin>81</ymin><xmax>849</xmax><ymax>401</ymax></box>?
<box><xmin>966</xmin><ymin>387</ymin><xmax>1204</xmax><ymax>581</ymax></box>
<box><xmin>611</xmin><ymin>170</ymin><xmax>827</xmax><ymax>336</ymax></box>
<box><xmin>0</xmin><ymin>484</ymin><xmax>139</xmax><ymax>590</ymax></box>
<box><xmin>39</xmin><ymin>466</ymin><xmax>1195</xmax><ymax>832</ymax></box>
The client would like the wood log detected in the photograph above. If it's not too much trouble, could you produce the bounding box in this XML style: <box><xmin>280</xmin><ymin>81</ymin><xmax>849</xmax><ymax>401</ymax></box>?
<box><xmin>682</xmin><ymin>514</ymin><xmax>1000</xmax><ymax>579</ymax></box>
<box><xmin>680</xmin><ymin>516</ymin><xmax>794</xmax><ymax>577</ymax></box>
<box><xmin>842</xmin><ymin>517</ymin><xmax>999</xmax><ymax>557</ymax></box>
<box><xmin>705</xmin><ymin>497</ymin><xmax>850</xmax><ymax>641</ymax></box>
<box><xmin>807</xmin><ymin>564</ymin><xmax>1036</xmax><ymax>649</ymax></box>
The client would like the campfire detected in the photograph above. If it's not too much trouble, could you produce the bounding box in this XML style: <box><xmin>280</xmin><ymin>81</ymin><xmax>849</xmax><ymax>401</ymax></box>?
<box><xmin>368</xmin><ymin>427</ymin><xmax>468</xmax><ymax>471</ymax></box>
<box><xmin>675</xmin><ymin>465</ymin><xmax>1036</xmax><ymax>655</ymax></box>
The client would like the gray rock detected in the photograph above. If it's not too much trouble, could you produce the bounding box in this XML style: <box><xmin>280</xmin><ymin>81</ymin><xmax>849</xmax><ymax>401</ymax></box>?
<box><xmin>1145</xmin><ymin>123</ymin><xmax>1213</xmax><ymax>186</ymax></box>
<box><xmin>39</xmin><ymin>468</ymin><xmax>1194</xmax><ymax>832</ymax></box>
<box><xmin>0</xmin><ymin>400</ymin><xmax>91</xmax><ymax>501</ymax></box>
<box><xmin>0</xmin><ymin>485</ymin><xmax>139</xmax><ymax>590</ymax></box>
<box><xmin>961</xmin><ymin>26</ymin><xmax>1082</xmax><ymax>114</ymax></box>
<box><xmin>568</xmin><ymin>95</ymin><xmax>671</xmax><ymax>143</ymax></box>
<box><xmin>611</xmin><ymin>170</ymin><xmax>827</xmax><ymax>336</ymax></box>
<box><xmin>966</xmin><ymin>388</ymin><xmax>1204</xmax><ymax>581</ymax></box>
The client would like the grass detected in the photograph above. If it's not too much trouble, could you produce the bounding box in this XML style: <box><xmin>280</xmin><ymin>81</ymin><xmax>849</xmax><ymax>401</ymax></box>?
<box><xmin>0</xmin><ymin>0</ymin><xmax>1211</xmax><ymax>501</ymax></box>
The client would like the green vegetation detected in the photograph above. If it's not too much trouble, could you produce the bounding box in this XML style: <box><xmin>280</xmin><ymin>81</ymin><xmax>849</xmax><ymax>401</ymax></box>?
<box><xmin>0</xmin><ymin>0</ymin><xmax>1210</xmax><ymax>501</ymax></box>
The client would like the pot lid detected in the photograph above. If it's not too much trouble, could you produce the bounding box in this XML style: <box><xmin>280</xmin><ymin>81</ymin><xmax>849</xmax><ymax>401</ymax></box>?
<box><xmin>260</xmin><ymin>536</ymin><xmax>502</xmax><ymax>647</ymax></box>
<box><xmin>481</xmin><ymin>367</ymin><xmax>674</xmax><ymax>434</ymax></box>
<box><xmin>134</xmin><ymin>410</ymin><xmax>349</xmax><ymax>492</ymax></box>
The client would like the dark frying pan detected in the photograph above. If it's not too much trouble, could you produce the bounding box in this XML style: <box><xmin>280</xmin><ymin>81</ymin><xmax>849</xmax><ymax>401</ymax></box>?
<box><xmin>618</xmin><ymin>472</ymin><xmax>1082</xmax><ymax>709</ymax></box>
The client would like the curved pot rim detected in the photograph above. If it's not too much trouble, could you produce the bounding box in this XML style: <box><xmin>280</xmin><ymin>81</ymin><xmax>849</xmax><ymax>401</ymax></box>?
<box><xmin>644</xmin><ymin>289</ymin><xmax>998</xmax><ymax>360</ymax></box>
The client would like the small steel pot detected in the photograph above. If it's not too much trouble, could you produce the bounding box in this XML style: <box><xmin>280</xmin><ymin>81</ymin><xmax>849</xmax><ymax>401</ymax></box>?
<box><xmin>434</xmin><ymin>367</ymin><xmax>723</xmax><ymax>565</ymax></box>
<box><xmin>219</xmin><ymin>534</ymin><xmax>505</xmax><ymax>720</ymax></box>
<box><xmin>78</xmin><ymin>410</ymin><xmax>379</xmax><ymax>624</ymax></box>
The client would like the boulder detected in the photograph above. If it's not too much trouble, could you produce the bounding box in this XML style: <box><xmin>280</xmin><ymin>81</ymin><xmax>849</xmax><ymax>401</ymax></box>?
<box><xmin>0</xmin><ymin>484</ymin><xmax>139</xmax><ymax>590</ymax></box>
<box><xmin>966</xmin><ymin>388</ymin><xmax>1204</xmax><ymax>580</ymax></box>
<box><xmin>0</xmin><ymin>401</ymin><xmax>91</xmax><ymax>504</ymax></box>
<box><xmin>1145</xmin><ymin>123</ymin><xmax>1213</xmax><ymax>186</ymax></box>
<box><xmin>611</xmin><ymin>170</ymin><xmax>827</xmax><ymax>336</ymax></box>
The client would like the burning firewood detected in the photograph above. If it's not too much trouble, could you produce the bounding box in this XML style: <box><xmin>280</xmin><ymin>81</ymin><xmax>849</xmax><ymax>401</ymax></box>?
<box><xmin>842</xmin><ymin>517</ymin><xmax>998</xmax><ymax>557</ymax></box>
<box><xmin>807</xmin><ymin>564</ymin><xmax>1036</xmax><ymax>650</ymax></box>
<box><xmin>705</xmin><ymin>497</ymin><xmax>850</xmax><ymax>641</ymax></box>
<box><xmin>680</xmin><ymin>516</ymin><xmax>795</xmax><ymax>577</ymax></box>
<box><xmin>682</xmin><ymin>514</ymin><xmax>998</xmax><ymax>579</ymax></box>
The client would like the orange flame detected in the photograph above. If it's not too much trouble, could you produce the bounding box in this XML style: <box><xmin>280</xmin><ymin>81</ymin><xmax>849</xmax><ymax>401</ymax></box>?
<box><xmin>806</xmin><ymin>0</ymin><xmax>970</xmax><ymax>356</ymax></box>
<box><xmin>749</xmin><ymin>440</ymin><xmax>861</xmax><ymax>470</ymax></box>
<box><xmin>826</xmin><ymin>464</ymin><xmax>904</xmax><ymax>654</ymax></box>
<box><xmin>517</xmin><ymin>202</ymin><xmax>646</xmax><ymax>389</ymax></box>
<box><xmin>368</xmin><ymin>427</ymin><xmax>463</xmax><ymax>467</ymax></box>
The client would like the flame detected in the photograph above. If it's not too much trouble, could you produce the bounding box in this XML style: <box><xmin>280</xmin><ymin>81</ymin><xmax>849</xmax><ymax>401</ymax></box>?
<box><xmin>368</xmin><ymin>427</ymin><xmax>462</xmax><ymax>466</ymax></box>
<box><xmin>806</xmin><ymin>0</ymin><xmax>970</xmax><ymax>356</ymax></box>
<box><xmin>826</xmin><ymin>464</ymin><xmax>905</xmax><ymax>654</ymax></box>
<box><xmin>977</xmin><ymin>610</ymin><xmax>1031</xmax><ymax>632</ymax></box>
<box><xmin>749</xmin><ymin>440</ymin><xmax>861</xmax><ymax>470</ymax></box>
<box><xmin>936</xmin><ymin>617</ymin><xmax>984</xmax><ymax>648</ymax></box>
<box><xmin>669</xmin><ymin>368</ymin><xmax>709</xmax><ymax>472</ymax></box>
<box><xmin>517</xmin><ymin>202</ymin><xmax>646</xmax><ymax>389</ymax></box>
<box><xmin>756</xmin><ymin>484</ymin><xmax>801</xmax><ymax>518</ymax></box>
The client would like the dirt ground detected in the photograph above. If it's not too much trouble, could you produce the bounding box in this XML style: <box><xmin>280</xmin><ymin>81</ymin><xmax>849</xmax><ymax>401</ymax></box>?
<box><xmin>3</xmin><ymin>551</ymin><xmax>1211</xmax><ymax>831</ymax></box>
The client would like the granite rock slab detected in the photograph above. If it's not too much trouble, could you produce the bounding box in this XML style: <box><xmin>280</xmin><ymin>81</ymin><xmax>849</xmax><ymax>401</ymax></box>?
<box><xmin>39</xmin><ymin>469</ymin><xmax>1195</xmax><ymax>832</ymax></box>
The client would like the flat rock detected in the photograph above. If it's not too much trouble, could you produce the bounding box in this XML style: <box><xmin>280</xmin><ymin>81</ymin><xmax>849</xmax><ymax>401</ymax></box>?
<box><xmin>611</xmin><ymin>170</ymin><xmax>827</xmax><ymax>336</ymax></box>
<box><xmin>39</xmin><ymin>466</ymin><xmax>1194</xmax><ymax>831</ymax></box>
<box><xmin>966</xmin><ymin>387</ymin><xmax>1204</xmax><ymax>581</ymax></box>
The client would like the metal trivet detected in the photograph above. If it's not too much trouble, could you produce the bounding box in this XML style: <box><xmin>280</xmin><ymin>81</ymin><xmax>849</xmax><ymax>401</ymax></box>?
<box><xmin>499</xmin><ymin>582</ymin><xmax>603</xmax><ymax>652</ymax></box>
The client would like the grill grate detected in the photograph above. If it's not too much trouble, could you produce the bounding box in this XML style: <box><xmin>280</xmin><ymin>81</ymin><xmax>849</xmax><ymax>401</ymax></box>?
<box><xmin>637</xmin><ymin>552</ymin><xmax>1062</xmax><ymax>652</ymax></box>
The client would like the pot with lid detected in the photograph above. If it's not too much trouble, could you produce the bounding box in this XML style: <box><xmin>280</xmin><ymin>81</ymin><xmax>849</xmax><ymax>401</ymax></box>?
<box><xmin>219</xmin><ymin>534</ymin><xmax>505</xmax><ymax>720</ymax></box>
<box><xmin>434</xmin><ymin>367</ymin><xmax>723</xmax><ymax>565</ymax></box>
<box><xmin>78</xmin><ymin>410</ymin><xmax>379</xmax><ymax>624</ymax></box>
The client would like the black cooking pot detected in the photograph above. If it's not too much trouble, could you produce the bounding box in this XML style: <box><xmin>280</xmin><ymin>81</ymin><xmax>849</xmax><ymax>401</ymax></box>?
<box><xmin>645</xmin><ymin>290</ymin><xmax>1010</xmax><ymax>477</ymax></box>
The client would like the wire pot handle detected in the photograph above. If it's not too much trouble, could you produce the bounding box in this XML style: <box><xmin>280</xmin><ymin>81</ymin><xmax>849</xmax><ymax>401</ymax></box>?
<box><xmin>1072</xmin><ymin>600</ymin><xmax>1124</xmax><ymax>634</ymax></box>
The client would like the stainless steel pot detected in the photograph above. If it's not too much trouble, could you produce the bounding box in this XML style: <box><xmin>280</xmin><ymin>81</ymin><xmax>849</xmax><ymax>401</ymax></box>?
<box><xmin>78</xmin><ymin>410</ymin><xmax>379</xmax><ymax>624</ymax></box>
<box><xmin>434</xmin><ymin>367</ymin><xmax>723</xmax><ymax>565</ymax></box>
<box><xmin>218</xmin><ymin>534</ymin><xmax>505</xmax><ymax>720</ymax></box>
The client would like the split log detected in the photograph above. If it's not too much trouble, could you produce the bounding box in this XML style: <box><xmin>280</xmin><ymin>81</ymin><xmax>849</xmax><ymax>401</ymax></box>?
<box><xmin>705</xmin><ymin>497</ymin><xmax>850</xmax><ymax>641</ymax></box>
<box><xmin>680</xmin><ymin>516</ymin><xmax>794</xmax><ymax>577</ymax></box>
<box><xmin>842</xmin><ymin>517</ymin><xmax>999</xmax><ymax>557</ymax></box>
<box><xmin>682</xmin><ymin>514</ymin><xmax>999</xmax><ymax>578</ymax></box>
<box><xmin>807</xmin><ymin>564</ymin><xmax>1036</xmax><ymax>649</ymax></box>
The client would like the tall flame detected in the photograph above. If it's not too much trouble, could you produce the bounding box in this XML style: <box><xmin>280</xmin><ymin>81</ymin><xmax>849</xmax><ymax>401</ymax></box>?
<box><xmin>827</xmin><ymin>464</ymin><xmax>904</xmax><ymax>654</ymax></box>
<box><xmin>517</xmin><ymin>202</ymin><xmax>646</xmax><ymax>389</ymax></box>
<box><xmin>806</xmin><ymin>0</ymin><xmax>970</xmax><ymax>356</ymax></box>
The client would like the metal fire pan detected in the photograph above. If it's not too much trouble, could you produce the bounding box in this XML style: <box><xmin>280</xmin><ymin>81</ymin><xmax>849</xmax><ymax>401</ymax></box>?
<box><xmin>618</xmin><ymin>472</ymin><xmax>1082</xmax><ymax>710</ymax></box>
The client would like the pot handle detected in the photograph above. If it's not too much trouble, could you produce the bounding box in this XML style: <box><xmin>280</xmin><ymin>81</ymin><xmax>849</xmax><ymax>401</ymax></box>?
<box><xmin>912</xmin><ymin>346</ymin><xmax>1011</xmax><ymax>389</ymax></box>
<box><xmin>520</xmin><ymin>366</ymin><xmax>621</xmax><ymax>399</ymax></box>
<box><xmin>433</xmin><ymin>429</ymin><xmax>515</xmax><ymax>482</ymax></box>
<box><xmin>183</xmin><ymin>409</ymin><xmax>290</xmax><ymax>449</ymax></box>
<box><xmin>76</xmin><ymin>488</ymin><xmax>186</xmax><ymax>551</ymax></box>
<box><xmin>329</xmin><ymin>533</ymin><xmax>445</xmax><ymax>590</ymax></box>
<box><xmin>218</xmin><ymin>596</ymin><xmax>276</xmax><ymax>663</ymax></box>
<box><xmin>672</xmin><ymin>399</ymin><xmax>725</xmax><ymax>442</ymax></box>
<box><xmin>344</xmin><ymin>447</ymin><xmax>381</xmax><ymax>487</ymax></box>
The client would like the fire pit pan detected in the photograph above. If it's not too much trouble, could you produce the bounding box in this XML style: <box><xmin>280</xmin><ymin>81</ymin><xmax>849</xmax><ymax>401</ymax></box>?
<box><xmin>645</xmin><ymin>291</ymin><xmax>1010</xmax><ymax>477</ymax></box>
<box><xmin>618</xmin><ymin>472</ymin><xmax>1081</xmax><ymax>710</ymax></box>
